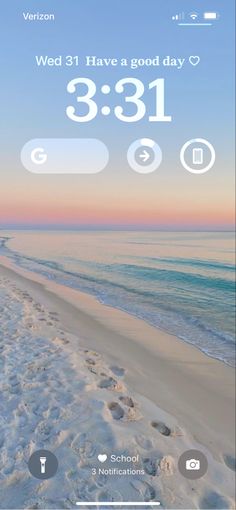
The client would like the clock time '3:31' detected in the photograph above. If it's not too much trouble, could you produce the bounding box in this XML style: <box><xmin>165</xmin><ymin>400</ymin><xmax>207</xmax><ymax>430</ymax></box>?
<box><xmin>66</xmin><ymin>77</ymin><xmax>172</xmax><ymax>123</ymax></box>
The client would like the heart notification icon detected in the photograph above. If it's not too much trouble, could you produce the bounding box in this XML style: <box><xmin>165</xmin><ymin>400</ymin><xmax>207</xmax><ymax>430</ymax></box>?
<box><xmin>98</xmin><ymin>454</ymin><xmax>108</xmax><ymax>463</ymax></box>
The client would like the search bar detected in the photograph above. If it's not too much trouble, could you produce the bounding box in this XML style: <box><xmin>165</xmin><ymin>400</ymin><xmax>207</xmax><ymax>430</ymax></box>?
<box><xmin>21</xmin><ymin>138</ymin><xmax>109</xmax><ymax>174</ymax></box>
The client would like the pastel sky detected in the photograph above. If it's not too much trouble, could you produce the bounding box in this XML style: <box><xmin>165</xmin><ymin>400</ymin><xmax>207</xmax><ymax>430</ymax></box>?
<box><xmin>0</xmin><ymin>0</ymin><xmax>235</xmax><ymax>229</ymax></box>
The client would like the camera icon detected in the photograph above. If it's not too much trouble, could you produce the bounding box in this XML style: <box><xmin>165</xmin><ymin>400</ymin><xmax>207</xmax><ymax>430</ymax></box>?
<box><xmin>186</xmin><ymin>458</ymin><xmax>200</xmax><ymax>470</ymax></box>
<box><xmin>178</xmin><ymin>449</ymin><xmax>207</xmax><ymax>479</ymax></box>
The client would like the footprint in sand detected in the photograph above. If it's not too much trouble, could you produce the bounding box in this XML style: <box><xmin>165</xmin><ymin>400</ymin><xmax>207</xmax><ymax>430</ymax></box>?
<box><xmin>135</xmin><ymin>434</ymin><xmax>153</xmax><ymax>450</ymax></box>
<box><xmin>0</xmin><ymin>434</ymin><xmax>4</xmax><ymax>449</ymax></box>
<box><xmin>151</xmin><ymin>421</ymin><xmax>171</xmax><ymax>436</ymax></box>
<box><xmin>36</xmin><ymin>420</ymin><xmax>54</xmax><ymax>438</ymax></box>
<box><xmin>119</xmin><ymin>395</ymin><xmax>134</xmax><ymax>408</ymax></box>
<box><xmin>85</xmin><ymin>358</ymin><xmax>98</xmax><ymax>375</ymax></box>
<box><xmin>142</xmin><ymin>457</ymin><xmax>157</xmax><ymax>476</ymax></box>
<box><xmin>98</xmin><ymin>376</ymin><xmax>125</xmax><ymax>393</ymax></box>
<box><xmin>34</xmin><ymin>303</ymin><xmax>45</xmax><ymax>312</ymax></box>
<box><xmin>48</xmin><ymin>311</ymin><xmax>60</xmax><ymax>321</ymax></box>
<box><xmin>85</xmin><ymin>354</ymin><xmax>105</xmax><ymax>376</ymax></box>
<box><xmin>71</xmin><ymin>433</ymin><xmax>96</xmax><ymax>458</ymax></box>
<box><xmin>47</xmin><ymin>406</ymin><xmax>61</xmax><ymax>420</ymax></box>
<box><xmin>84</xmin><ymin>350</ymin><xmax>100</xmax><ymax>359</ymax></box>
<box><xmin>159</xmin><ymin>455</ymin><xmax>174</xmax><ymax>475</ymax></box>
<box><xmin>108</xmin><ymin>401</ymin><xmax>124</xmax><ymax>420</ymax></box>
<box><xmin>23</xmin><ymin>497</ymin><xmax>47</xmax><ymax>509</ymax></box>
<box><xmin>98</xmin><ymin>377</ymin><xmax>117</xmax><ymax>389</ymax></box>
<box><xmin>130</xmin><ymin>479</ymin><xmax>156</xmax><ymax>501</ymax></box>
<box><xmin>8</xmin><ymin>376</ymin><xmax>22</xmax><ymax>395</ymax></box>
<box><xmin>119</xmin><ymin>396</ymin><xmax>141</xmax><ymax>421</ymax></box>
<box><xmin>110</xmin><ymin>365</ymin><xmax>125</xmax><ymax>377</ymax></box>
<box><xmin>223</xmin><ymin>453</ymin><xmax>236</xmax><ymax>472</ymax></box>
<box><xmin>86</xmin><ymin>358</ymin><xmax>96</xmax><ymax>367</ymax></box>
<box><xmin>8</xmin><ymin>374</ymin><xmax>19</xmax><ymax>386</ymax></box>
<box><xmin>97</xmin><ymin>488</ymin><xmax>123</xmax><ymax>503</ymax></box>
<box><xmin>199</xmin><ymin>490</ymin><xmax>232</xmax><ymax>509</ymax></box>
<box><xmin>95</xmin><ymin>472</ymin><xmax>108</xmax><ymax>488</ymax></box>
<box><xmin>54</xmin><ymin>336</ymin><xmax>70</xmax><ymax>346</ymax></box>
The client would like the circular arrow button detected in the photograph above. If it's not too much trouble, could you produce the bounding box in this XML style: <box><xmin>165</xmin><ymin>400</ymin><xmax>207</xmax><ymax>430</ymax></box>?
<box><xmin>135</xmin><ymin>146</ymin><xmax>155</xmax><ymax>166</ymax></box>
<box><xmin>127</xmin><ymin>138</ymin><xmax>162</xmax><ymax>174</ymax></box>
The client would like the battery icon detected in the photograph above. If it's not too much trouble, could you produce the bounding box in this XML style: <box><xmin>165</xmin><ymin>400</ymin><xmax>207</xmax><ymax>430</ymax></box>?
<box><xmin>203</xmin><ymin>12</ymin><xmax>218</xmax><ymax>20</ymax></box>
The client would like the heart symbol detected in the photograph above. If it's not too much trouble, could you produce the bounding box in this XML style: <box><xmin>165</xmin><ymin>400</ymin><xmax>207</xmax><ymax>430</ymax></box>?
<box><xmin>98</xmin><ymin>454</ymin><xmax>107</xmax><ymax>463</ymax></box>
<box><xmin>189</xmin><ymin>56</ymin><xmax>200</xmax><ymax>66</ymax></box>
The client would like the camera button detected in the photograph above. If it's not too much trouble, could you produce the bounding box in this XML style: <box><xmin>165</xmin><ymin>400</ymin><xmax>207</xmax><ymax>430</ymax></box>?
<box><xmin>178</xmin><ymin>449</ymin><xmax>208</xmax><ymax>479</ymax></box>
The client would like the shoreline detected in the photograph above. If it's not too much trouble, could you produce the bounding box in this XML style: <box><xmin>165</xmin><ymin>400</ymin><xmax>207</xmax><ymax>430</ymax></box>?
<box><xmin>0</xmin><ymin>232</ymin><xmax>234</xmax><ymax>370</ymax></box>
<box><xmin>0</xmin><ymin>255</ymin><xmax>235</xmax><ymax>460</ymax></box>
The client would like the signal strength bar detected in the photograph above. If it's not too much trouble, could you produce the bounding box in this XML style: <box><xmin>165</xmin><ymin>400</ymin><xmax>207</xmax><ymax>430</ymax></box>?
<box><xmin>172</xmin><ymin>12</ymin><xmax>185</xmax><ymax>21</ymax></box>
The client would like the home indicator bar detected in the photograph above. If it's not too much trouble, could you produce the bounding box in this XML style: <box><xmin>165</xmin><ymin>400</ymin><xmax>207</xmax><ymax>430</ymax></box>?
<box><xmin>76</xmin><ymin>503</ymin><xmax>161</xmax><ymax>507</ymax></box>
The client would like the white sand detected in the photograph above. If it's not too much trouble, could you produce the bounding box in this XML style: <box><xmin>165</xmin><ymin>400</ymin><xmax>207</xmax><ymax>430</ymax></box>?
<box><xmin>0</xmin><ymin>257</ymin><xmax>235</xmax><ymax>510</ymax></box>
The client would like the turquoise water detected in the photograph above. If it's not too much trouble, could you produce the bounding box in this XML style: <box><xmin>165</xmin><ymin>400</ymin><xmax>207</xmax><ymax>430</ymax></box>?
<box><xmin>0</xmin><ymin>231</ymin><xmax>235</xmax><ymax>366</ymax></box>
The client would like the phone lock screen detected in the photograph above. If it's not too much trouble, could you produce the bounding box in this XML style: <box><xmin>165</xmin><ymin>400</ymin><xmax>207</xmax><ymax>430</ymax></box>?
<box><xmin>0</xmin><ymin>1</ymin><xmax>235</xmax><ymax>509</ymax></box>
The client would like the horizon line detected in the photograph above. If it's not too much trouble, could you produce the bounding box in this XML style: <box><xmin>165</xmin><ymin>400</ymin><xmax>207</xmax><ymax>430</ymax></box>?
<box><xmin>0</xmin><ymin>226</ymin><xmax>235</xmax><ymax>233</ymax></box>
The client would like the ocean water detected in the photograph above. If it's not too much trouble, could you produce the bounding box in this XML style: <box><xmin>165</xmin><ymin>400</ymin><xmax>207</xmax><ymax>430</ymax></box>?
<box><xmin>0</xmin><ymin>230</ymin><xmax>235</xmax><ymax>367</ymax></box>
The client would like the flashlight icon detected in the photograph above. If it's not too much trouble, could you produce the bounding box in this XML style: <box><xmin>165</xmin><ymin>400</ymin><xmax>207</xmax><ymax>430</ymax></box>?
<box><xmin>39</xmin><ymin>456</ymin><xmax>47</xmax><ymax>474</ymax></box>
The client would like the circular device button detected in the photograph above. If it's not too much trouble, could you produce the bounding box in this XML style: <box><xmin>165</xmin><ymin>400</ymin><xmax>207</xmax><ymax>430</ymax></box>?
<box><xmin>178</xmin><ymin>449</ymin><xmax>208</xmax><ymax>480</ymax></box>
<box><xmin>28</xmin><ymin>449</ymin><xmax>58</xmax><ymax>479</ymax></box>
<box><xmin>127</xmin><ymin>138</ymin><xmax>162</xmax><ymax>173</ymax></box>
<box><xmin>180</xmin><ymin>138</ymin><xmax>215</xmax><ymax>174</ymax></box>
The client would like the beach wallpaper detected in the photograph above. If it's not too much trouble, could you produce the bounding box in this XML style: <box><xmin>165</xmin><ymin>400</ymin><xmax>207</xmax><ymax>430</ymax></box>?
<box><xmin>0</xmin><ymin>1</ymin><xmax>235</xmax><ymax>509</ymax></box>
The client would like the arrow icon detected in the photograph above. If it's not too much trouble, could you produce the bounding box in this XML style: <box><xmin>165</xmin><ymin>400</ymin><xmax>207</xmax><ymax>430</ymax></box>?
<box><xmin>128</xmin><ymin>138</ymin><xmax>162</xmax><ymax>173</ymax></box>
<box><xmin>139</xmin><ymin>149</ymin><xmax>150</xmax><ymax>162</ymax></box>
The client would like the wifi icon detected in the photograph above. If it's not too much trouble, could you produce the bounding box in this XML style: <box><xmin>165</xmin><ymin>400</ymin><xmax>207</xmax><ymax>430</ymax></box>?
<box><xmin>189</xmin><ymin>12</ymin><xmax>198</xmax><ymax>20</ymax></box>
